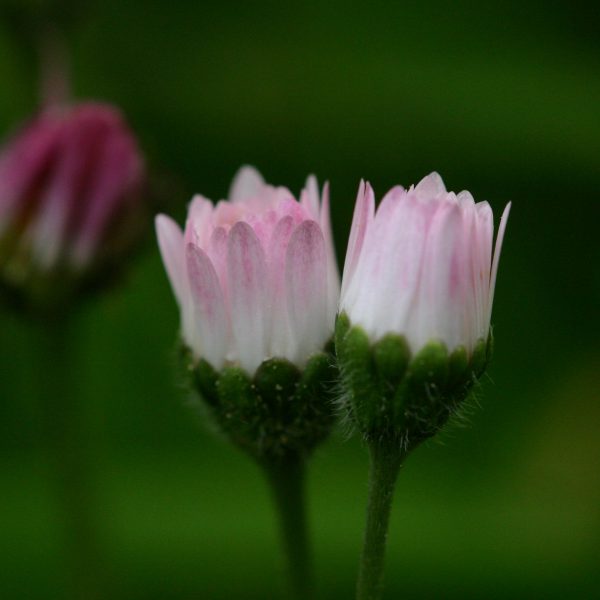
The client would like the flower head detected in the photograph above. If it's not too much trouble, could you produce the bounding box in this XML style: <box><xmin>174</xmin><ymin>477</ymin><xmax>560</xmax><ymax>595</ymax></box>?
<box><xmin>336</xmin><ymin>172</ymin><xmax>510</xmax><ymax>447</ymax></box>
<box><xmin>156</xmin><ymin>166</ymin><xmax>339</xmax><ymax>375</ymax></box>
<box><xmin>0</xmin><ymin>102</ymin><xmax>145</xmax><ymax>310</ymax></box>
<box><xmin>340</xmin><ymin>172</ymin><xmax>510</xmax><ymax>356</ymax></box>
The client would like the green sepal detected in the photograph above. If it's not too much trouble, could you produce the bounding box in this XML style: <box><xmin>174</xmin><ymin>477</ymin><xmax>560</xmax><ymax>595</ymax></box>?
<box><xmin>335</xmin><ymin>320</ymin><xmax>381</xmax><ymax>431</ymax></box>
<box><xmin>335</xmin><ymin>315</ymin><xmax>496</xmax><ymax>452</ymax></box>
<box><xmin>406</xmin><ymin>340</ymin><xmax>449</xmax><ymax>391</ymax></box>
<box><xmin>193</xmin><ymin>359</ymin><xmax>219</xmax><ymax>407</ymax></box>
<box><xmin>186</xmin><ymin>346</ymin><xmax>337</xmax><ymax>463</ymax></box>
<box><xmin>373</xmin><ymin>334</ymin><xmax>410</xmax><ymax>389</ymax></box>
<box><xmin>254</xmin><ymin>358</ymin><xmax>301</xmax><ymax>418</ymax></box>
<box><xmin>217</xmin><ymin>366</ymin><xmax>255</xmax><ymax>411</ymax></box>
<box><xmin>470</xmin><ymin>338</ymin><xmax>488</xmax><ymax>378</ymax></box>
<box><xmin>447</xmin><ymin>345</ymin><xmax>468</xmax><ymax>389</ymax></box>
<box><xmin>399</xmin><ymin>341</ymin><xmax>450</xmax><ymax>443</ymax></box>
<box><xmin>334</xmin><ymin>312</ymin><xmax>351</xmax><ymax>347</ymax></box>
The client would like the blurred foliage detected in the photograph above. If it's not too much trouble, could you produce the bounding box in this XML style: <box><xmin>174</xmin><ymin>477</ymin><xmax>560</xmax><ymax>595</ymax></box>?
<box><xmin>0</xmin><ymin>0</ymin><xmax>598</xmax><ymax>598</ymax></box>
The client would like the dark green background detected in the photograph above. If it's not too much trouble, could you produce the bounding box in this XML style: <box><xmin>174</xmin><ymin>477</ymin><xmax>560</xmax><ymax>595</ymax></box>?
<box><xmin>1</xmin><ymin>1</ymin><xmax>598</xmax><ymax>598</ymax></box>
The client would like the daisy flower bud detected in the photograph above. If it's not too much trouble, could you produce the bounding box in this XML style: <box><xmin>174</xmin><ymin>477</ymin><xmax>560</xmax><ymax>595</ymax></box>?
<box><xmin>156</xmin><ymin>166</ymin><xmax>340</xmax><ymax>460</ymax></box>
<box><xmin>0</xmin><ymin>103</ymin><xmax>146</xmax><ymax>313</ymax></box>
<box><xmin>336</xmin><ymin>172</ymin><xmax>511</xmax><ymax>449</ymax></box>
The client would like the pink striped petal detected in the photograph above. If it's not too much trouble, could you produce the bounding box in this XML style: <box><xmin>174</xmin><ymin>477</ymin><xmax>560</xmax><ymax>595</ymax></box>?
<box><xmin>409</xmin><ymin>201</ymin><xmax>463</xmax><ymax>351</ymax></box>
<box><xmin>71</xmin><ymin>127</ymin><xmax>143</xmax><ymax>266</ymax></box>
<box><xmin>227</xmin><ymin>221</ymin><xmax>269</xmax><ymax>373</ymax></box>
<box><xmin>343</xmin><ymin>187</ymin><xmax>415</xmax><ymax>335</ymax></box>
<box><xmin>28</xmin><ymin>118</ymin><xmax>88</xmax><ymax>267</ymax></box>
<box><xmin>268</xmin><ymin>215</ymin><xmax>296</xmax><ymax>357</ymax></box>
<box><xmin>286</xmin><ymin>220</ymin><xmax>328</xmax><ymax>363</ymax></box>
<box><xmin>186</xmin><ymin>243</ymin><xmax>228</xmax><ymax>368</ymax></box>
<box><xmin>0</xmin><ymin>118</ymin><xmax>61</xmax><ymax>228</ymax></box>
<box><xmin>207</xmin><ymin>226</ymin><xmax>229</xmax><ymax>301</ymax></box>
<box><xmin>300</xmin><ymin>174</ymin><xmax>320</xmax><ymax>220</ymax></box>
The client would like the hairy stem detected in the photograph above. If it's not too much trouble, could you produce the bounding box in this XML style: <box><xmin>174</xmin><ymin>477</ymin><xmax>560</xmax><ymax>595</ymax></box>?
<box><xmin>356</xmin><ymin>439</ymin><xmax>405</xmax><ymax>600</ymax></box>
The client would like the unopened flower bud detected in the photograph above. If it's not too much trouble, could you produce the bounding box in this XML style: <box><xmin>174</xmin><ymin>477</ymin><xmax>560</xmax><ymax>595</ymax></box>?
<box><xmin>0</xmin><ymin>102</ymin><xmax>146</xmax><ymax>313</ymax></box>
<box><xmin>336</xmin><ymin>173</ymin><xmax>510</xmax><ymax>450</ymax></box>
<box><xmin>156</xmin><ymin>166</ymin><xmax>340</xmax><ymax>461</ymax></box>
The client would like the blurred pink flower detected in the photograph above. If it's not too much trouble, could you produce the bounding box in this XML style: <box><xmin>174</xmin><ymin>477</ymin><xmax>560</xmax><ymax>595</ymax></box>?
<box><xmin>0</xmin><ymin>103</ymin><xmax>145</xmax><ymax>290</ymax></box>
<box><xmin>156</xmin><ymin>166</ymin><xmax>340</xmax><ymax>374</ymax></box>
<box><xmin>340</xmin><ymin>172</ymin><xmax>510</xmax><ymax>355</ymax></box>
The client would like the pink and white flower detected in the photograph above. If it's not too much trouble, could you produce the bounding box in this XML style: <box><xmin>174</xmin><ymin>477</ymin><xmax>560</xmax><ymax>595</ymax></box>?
<box><xmin>0</xmin><ymin>102</ymin><xmax>145</xmax><ymax>280</ymax></box>
<box><xmin>340</xmin><ymin>172</ymin><xmax>510</xmax><ymax>355</ymax></box>
<box><xmin>156</xmin><ymin>166</ymin><xmax>340</xmax><ymax>374</ymax></box>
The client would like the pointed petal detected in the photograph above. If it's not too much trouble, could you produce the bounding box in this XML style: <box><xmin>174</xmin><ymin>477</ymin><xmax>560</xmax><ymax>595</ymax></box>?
<box><xmin>409</xmin><ymin>201</ymin><xmax>463</xmax><ymax>351</ymax></box>
<box><xmin>318</xmin><ymin>182</ymin><xmax>340</xmax><ymax>323</ymax></box>
<box><xmin>186</xmin><ymin>243</ymin><xmax>228</xmax><ymax>367</ymax></box>
<box><xmin>155</xmin><ymin>214</ymin><xmax>186</xmax><ymax>305</ymax></box>
<box><xmin>473</xmin><ymin>201</ymin><xmax>493</xmax><ymax>339</ymax></box>
<box><xmin>488</xmin><ymin>202</ymin><xmax>511</xmax><ymax>323</ymax></box>
<box><xmin>343</xmin><ymin>188</ymin><xmax>425</xmax><ymax>341</ymax></box>
<box><xmin>184</xmin><ymin>195</ymin><xmax>214</xmax><ymax>248</ymax></box>
<box><xmin>286</xmin><ymin>220</ymin><xmax>329</xmax><ymax>363</ymax></box>
<box><xmin>340</xmin><ymin>181</ymin><xmax>374</xmax><ymax>302</ymax></box>
<box><xmin>227</xmin><ymin>221</ymin><xmax>269</xmax><ymax>373</ymax></box>
<box><xmin>414</xmin><ymin>171</ymin><xmax>447</xmax><ymax>199</ymax></box>
<box><xmin>228</xmin><ymin>165</ymin><xmax>265</xmax><ymax>203</ymax></box>
<box><xmin>300</xmin><ymin>174</ymin><xmax>320</xmax><ymax>220</ymax></box>
<box><xmin>156</xmin><ymin>214</ymin><xmax>194</xmax><ymax>341</ymax></box>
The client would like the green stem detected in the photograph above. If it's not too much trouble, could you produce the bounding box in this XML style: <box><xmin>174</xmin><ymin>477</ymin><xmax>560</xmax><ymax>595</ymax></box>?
<box><xmin>356</xmin><ymin>439</ymin><xmax>406</xmax><ymax>600</ymax></box>
<box><xmin>37</xmin><ymin>317</ymin><xmax>106</xmax><ymax>600</ymax></box>
<box><xmin>263</xmin><ymin>453</ymin><xmax>312</xmax><ymax>600</ymax></box>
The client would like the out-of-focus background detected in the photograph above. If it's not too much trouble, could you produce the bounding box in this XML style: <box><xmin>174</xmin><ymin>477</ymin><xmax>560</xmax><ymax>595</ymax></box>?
<box><xmin>0</xmin><ymin>0</ymin><xmax>598</xmax><ymax>598</ymax></box>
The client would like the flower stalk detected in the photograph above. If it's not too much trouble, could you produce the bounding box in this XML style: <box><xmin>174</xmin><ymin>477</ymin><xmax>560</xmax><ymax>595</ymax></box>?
<box><xmin>336</xmin><ymin>172</ymin><xmax>511</xmax><ymax>599</ymax></box>
<box><xmin>158</xmin><ymin>167</ymin><xmax>340</xmax><ymax>599</ymax></box>
<box><xmin>263</xmin><ymin>453</ymin><xmax>312</xmax><ymax>600</ymax></box>
<box><xmin>37</xmin><ymin>316</ymin><xmax>107</xmax><ymax>600</ymax></box>
<box><xmin>356</xmin><ymin>439</ymin><xmax>406</xmax><ymax>600</ymax></box>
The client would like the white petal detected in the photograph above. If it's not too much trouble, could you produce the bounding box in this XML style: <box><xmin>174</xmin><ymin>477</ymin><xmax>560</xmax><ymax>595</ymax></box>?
<box><xmin>488</xmin><ymin>201</ymin><xmax>511</xmax><ymax>324</ymax></box>
<box><xmin>155</xmin><ymin>214</ymin><xmax>186</xmax><ymax>305</ymax></box>
<box><xmin>267</xmin><ymin>216</ymin><xmax>296</xmax><ymax>358</ymax></box>
<box><xmin>156</xmin><ymin>214</ymin><xmax>194</xmax><ymax>342</ymax></box>
<box><xmin>408</xmin><ymin>201</ymin><xmax>463</xmax><ymax>351</ymax></box>
<box><xmin>414</xmin><ymin>171</ymin><xmax>447</xmax><ymax>200</ymax></box>
<box><xmin>184</xmin><ymin>195</ymin><xmax>214</xmax><ymax>248</ymax></box>
<box><xmin>300</xmin><ymin>174</ymin><xmax>320</xmax><ymax>220</ymax></box>
<box><xmin>318</xmin><ymin>182</ymin><xmax>340</xmax><ymax>325</ymax></box>
<box><xmin>286</xmin><ymin>220</ymin><xmax>329</xmax><ymax>364</ymax></box>
<box><xmin>186</xmin><ymin>243</ymin><xmax>228</xmax><ymax>368</ymax></box>
<box><xmin>228</xmin><ymin>165</ymin><xmax>265</xmax><ymax>203</ymax></box>
<box><xmin>345</xmin><ymin>187</ymin><xmax>426</xmax><ymax>342</ymax></box>
<box><xmin>340</xmin><ymin>181</ymin><xmax>374</xmax><ymax>303</ymax></box>
<box><xmin>227</xmin><ymin>221</ymin><xmax>269</xmax><ymax>374</ymax></box>
<box><xmin>207</xmin><ymin>226</ymin><xmax>229</xmax><ymax>302</ymax></box>
<box><xmin>473</xmin><ymin>202</ymin><xmax>493</xmax><ymax>340</ymax></box>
